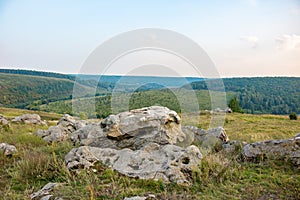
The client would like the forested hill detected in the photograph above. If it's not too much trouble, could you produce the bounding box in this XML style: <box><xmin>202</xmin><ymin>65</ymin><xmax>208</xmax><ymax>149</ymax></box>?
<box><xmin>0</xmin><ymin>69</ymin><xmax>75</xmax><ymax>81</ymax></box>
<box><xmin>186</xmin><ymin>77</ymin><xmax>300</xmax><ymax>114</ymax></box>
<box><xmin>0</xmin><ymin>73</ymin><xmax>93</xmax><ymax>109</ymax></box>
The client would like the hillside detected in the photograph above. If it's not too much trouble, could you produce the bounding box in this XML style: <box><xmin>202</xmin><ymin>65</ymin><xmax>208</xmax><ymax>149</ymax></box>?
<box><xmin>0</xmin><ymin>69</ymin><xmax>75</xmax><ymax>81</ymax></box>
<box><xmin>0</xmin><ymin>73</ymin><xmax>94</xmax><ymax>109</ymax></box>
<box><xmin>1</xmin><ymin>70</ymin><xmax>299</xmax><ymax>116</ymax></box>
<box><xmin>36</xmin><ymin>89</ymin><xmax>235</xmax><ymax>118</ymax></box>
<box><xmin>186</xmin><ymin>77</ymin><xmax>300</xmax><ymax>114</ymax></box>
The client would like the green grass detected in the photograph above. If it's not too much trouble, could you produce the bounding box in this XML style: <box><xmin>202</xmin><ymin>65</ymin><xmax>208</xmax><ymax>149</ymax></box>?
<box><xmin>0</xmin><ymin>107</ymin><xmax>299</xmax><ymax>199</ymax></box>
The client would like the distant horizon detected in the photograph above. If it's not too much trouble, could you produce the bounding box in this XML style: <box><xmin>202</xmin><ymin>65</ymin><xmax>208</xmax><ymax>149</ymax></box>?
<box><xmin>1</xmin><ymin>67</ymin><xmax>300</xmax><ymax>79</ymax></box>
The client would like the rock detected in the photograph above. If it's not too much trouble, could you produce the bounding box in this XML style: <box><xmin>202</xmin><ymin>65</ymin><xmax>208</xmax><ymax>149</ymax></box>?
<box><xmin>30</xmin><ymin>182</ymin><xmax>62</xmax><ymax>200</ymax></box>
<box><xmin>182</xmin><ymin>126</ymin><xmax>229</xmax><ymax>149</ymax></box>
<box><xmin>0</xmin><ymin>143</ymin><xmax>17</xmax><ymax>156</ymax></box>
<box><xmin>70</xmin><ymin>122</ymin><xmax>110</xmax><ymax>146</ymax></box>
<box><xmin>225</xmin><ymin>107</ymin><xmax>232</xmax><ymax>113</ymax></box>
<box><xmin>242</xmin><ymin>134</ymin><xmax>300</xmax><ymax>166</ymax></box>
<box><xmin>66</xmin><ymin>107</ymin><xmax>204</xmax><ymax>184</ymax></box>
<box><xmin>72</xmin><ymin>106</ymin><xmax>188</xmax><ymax>150</ymax></box>
<box><xmin>65</xmin><ymin>142</ymin><xmax>202</xmax><ymax>184</ymax></box>
<box><xmin>102</xmin><ymin>106</ymin><xmax>185</xmax><ymax>145</ymax></box>
<box><xmin>222</xmin><ymin>140</ymin><xmax>247</xmax><ymax>153</ymax></box>
<box><xmin>0</xmin><ymin>114</ymin><xmax>9</xmax><ymax>125</ymax></box>
<box><xmin>124</xmin><ymin>196</ymin><xmax>147</xmax><ymax>200</ymax></box>
<box><xmin>12</xmin><ymin>114</ymin><xmax>47</xmax><ymax>125</ymax></box>
<box><xmin>37</xmin><ymin>114</ymin><xmax>87</xmax><ymax>143</ymax></box>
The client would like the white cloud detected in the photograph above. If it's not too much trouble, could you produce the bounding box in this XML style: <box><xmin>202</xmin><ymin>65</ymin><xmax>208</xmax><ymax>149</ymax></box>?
<box><xmin>275</xmin><ymin>34</ymin><xmax>300</xmax><ymax>50</ymax></box>
<box><xmin>240</xmin><ymin>36</ymin><xmax>259</xmax><ymax>48</ymax></box>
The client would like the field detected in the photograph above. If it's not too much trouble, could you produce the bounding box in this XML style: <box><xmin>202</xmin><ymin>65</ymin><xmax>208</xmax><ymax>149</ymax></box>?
<box><xmin>0</xmin><ymin>107</ymin><xmax>299</xmax><ymax>199</ymax></box>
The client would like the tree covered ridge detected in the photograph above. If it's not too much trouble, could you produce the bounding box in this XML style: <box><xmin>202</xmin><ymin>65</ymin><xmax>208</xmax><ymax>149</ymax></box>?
<box><xmin>0</xmin><ymin>69</ymin><xmax>75</xmax><ymax>81</ymax></box>
<box><xmin>187</xmin><ymin>77</ymin><xmax>300</xmax><ymax>114</ymax></box>
<box><xmin>0</xmin><ymin>73</ymin><xmax>93</xmax><ymax>109</ymax></box>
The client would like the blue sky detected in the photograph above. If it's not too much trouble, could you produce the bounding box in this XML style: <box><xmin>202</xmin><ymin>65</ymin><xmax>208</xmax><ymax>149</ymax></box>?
<box><xmin>0</xmin><ymin>0</ymin><xmax>299</xmax><ymax>77</ymax></box>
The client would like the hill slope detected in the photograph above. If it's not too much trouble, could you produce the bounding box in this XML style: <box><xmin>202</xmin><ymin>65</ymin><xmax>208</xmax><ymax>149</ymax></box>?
<box><xmin>0</xmin><ymin>73</ymin><xmax>93</xmax><ymax>109</ymax></box>
<box><xmin>186</xmin><ymin>77</ymin><xmax>300</xmax><ymax>114</ymax></box>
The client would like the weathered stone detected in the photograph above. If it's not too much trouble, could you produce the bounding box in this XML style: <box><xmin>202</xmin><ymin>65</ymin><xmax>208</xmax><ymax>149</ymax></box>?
<box><xmin>182</xmin><ymin>126</ymin><xmax>229</xmax><ymax>149</ymax></box>
<box><xmin>36</xmin><ymin>114</ymin><xmax>87</xmax><ymax>143</ymax></box>
<box><xmin>0</xmin><ymin>114</ymin><xmax>9</xmax><ymax>125</ymax></box>
<box><xmin>242</xmin><ymin>134</ymin><xmax>300</xmax><ymax>166</ymax></box>
<box><xmin>12</xmin><ymin>114</ymin><xmax>47</xmax><ymax>125</ymax></box>
<box><xmin>30</xmin><ymin>182</ymin><xmax>62</xmax><ymax>200</ymax></box>
<box><xmin>222</xmin><ymin>140</ymin><xmax>247</xmax><ymax>153</ymax></box>
<box><xmin>101</xmin><ymin>106</ymin><xmax>185</xmax><ymax>145</ymax></box>
<box><xmin>72</xmin><ymin>106</ymin><xmax>189</xmax><ymax>150</ymax></box>
<box><xmin>65</xmin><ymin>142</ymin><xmax>202</xmax><ymax>184</ymax></box>
<box><xmin>0</xmin><ymin>142</ymin><xmax>17</xmax><ymax>156</ymax></box>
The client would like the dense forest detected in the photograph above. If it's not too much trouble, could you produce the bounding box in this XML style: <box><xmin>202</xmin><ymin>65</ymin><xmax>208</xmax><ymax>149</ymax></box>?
<box><xmin>0</xmin><ymin>73</ymin><xmax>93</xmax><ymax>108</ymax></box>
<box><xmin>186</xmin><ymin>77</ymin><xmax>300</xmax><ymax>114</ymax></box>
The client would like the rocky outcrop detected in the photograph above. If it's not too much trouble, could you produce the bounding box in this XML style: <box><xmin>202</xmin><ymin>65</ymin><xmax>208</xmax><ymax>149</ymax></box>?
<box><xmin>12</xmin><ymin>114</ymin><xmax>47</xmax><ymax>125</ymax></box>
<box><xmin>65</xmin><ymin>143</ymin><xmax>202</xmax><ymax>184</ymax></box>
<box><xmin>0</xmin><ymin>143</ymin><xmax>17</xmax><ymax>156</ymax></box>
<box><xmin>242</xmin><ymin>133</ymin><xmax>300</xmax><ymax>166</ymax></box>
<box><xmin>37</xmin><ymin>114</ymin><xmax>86</xmax><ymax>143</ymax></box>
<box><xmin>71</xmin><ymin>106</ymin><xmax>187</xmax><ymax>150</ymax></box>
<box><xmin>0</xmin><ymin>114</ymin><xmax>9</xmax><ymax>125</ymax></box>
<box><xmin>66</xmin><ymin>106</ymin><xmax>202</xmax><ymax>184</ymax></box>
<box><xmin>30</xmin><ymin>182</ymin><xmax>63</xmax><ymax>200</ymax></box>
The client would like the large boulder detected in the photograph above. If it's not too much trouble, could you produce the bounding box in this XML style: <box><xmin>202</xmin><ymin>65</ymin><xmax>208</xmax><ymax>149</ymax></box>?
<box><xmin>71</xmin><ymin>106</ymin><xmax>187</xmax><ymax>150</ymax></box>
<box><xmin>0</xmin><ymin>114</ymin><xmax>9</xmax><ymax>125</ymax></box>
<box><xmin>66</xmin><ymin>106</ymin><xmax>203</xmax><ymax>184</ymax></box>
<box><xmin>242</xmin><ymin>133</ymin><xmax>300</xmax><ymax>166</ymax></box>
<box><xmin>37</xmin><ymin>114</ymin><xmax>86</xmax><ymax>143</ymax></box>
<box><xmin>65</xmin><ymin>143</ymin><xmax>202</xmax><ymax>184</ymax></box>
<box><xmin>12</xmin><ymin>114</ymin><xmax>46</xmax><ymax>125</ymax></box>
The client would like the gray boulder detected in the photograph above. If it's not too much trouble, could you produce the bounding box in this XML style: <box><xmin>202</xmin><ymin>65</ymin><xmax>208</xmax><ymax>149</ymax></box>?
<box><xmin>242</xmin><ymin>134</ymin><xmax>300</xmax><ymax>166</ymax></box>
<box><xmin>182</xmin><ymin>126</ymin><xmax>229</xmax><ymax>149</ymax></box>
<box><xmin>71</xmin><ymin>106</ymin><xmax>188</xmax><ymax>150</ymax></box>
<box><xmin>0</xmin><ymin>114</ymin><xmax>9</xmax><ymax>125</ymax></box>
<box><xmin>0</xmin><ymin>143</ymin><xmax>17</xmax><ymax>156</ymax></box>
<box><xmin>65</xmin><ymin>142</ymin><xmax>202</xmax><ymax>184</ymax></box>
<box><xmin>12</xmin><ymin>114</ymin><xmax>47</xmax><ymax>125</ymax></box>
<box><xmin>102</xmin><ymin>106</ymin><xmax>185</xmax><ymax>145</ymax></box>
<box><xmin>37</xmin><ymin>114</ymin><xmax>86</xmax><ymax>143</ymax></box>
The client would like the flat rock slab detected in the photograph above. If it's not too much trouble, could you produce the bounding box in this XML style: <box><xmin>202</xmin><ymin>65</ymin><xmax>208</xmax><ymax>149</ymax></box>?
<box><xmin>242</xmin><ymin>134</ymin><xmax>300</xmax><ymax>166</ymax></box>
<box><xmin>65</xmin><ymin>143</ymin><xmax>202</xmax><ymax>184</ymax></box>
<box><xmin>12</xmin><ymin>114</ymin><xmax>46</xmax><ymax>125</ymax></box>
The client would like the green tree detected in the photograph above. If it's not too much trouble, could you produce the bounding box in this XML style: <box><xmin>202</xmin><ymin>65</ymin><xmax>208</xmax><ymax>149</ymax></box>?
<box><xmin>228</xmin><ymin>96</ymin><xmax>243</xmax><ymax>113</ymax></box>
<box><xmin>289</xmin><ymin>112</ymin><xmax>297</xmax><ymax>120</ymax></box>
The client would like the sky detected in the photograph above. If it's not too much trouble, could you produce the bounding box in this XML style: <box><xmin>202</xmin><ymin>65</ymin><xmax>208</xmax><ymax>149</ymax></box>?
<box><xmin>0</xmin><ymin>0</ymin><xmax>300</xmax><ymax>77</ymax></box>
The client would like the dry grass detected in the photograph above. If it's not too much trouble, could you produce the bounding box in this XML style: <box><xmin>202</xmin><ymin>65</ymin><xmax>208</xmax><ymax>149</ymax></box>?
<box><xmin>0</xmin><ymin>107</ymin><xmax>299</xmax><ymax>199</ymax></box>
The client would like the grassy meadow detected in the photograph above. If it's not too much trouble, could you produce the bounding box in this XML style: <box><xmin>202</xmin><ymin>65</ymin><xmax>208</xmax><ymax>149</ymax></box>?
<box><xmin>0</xmin><ymin>107</ymin><xmax>299</xmax><ymax>199</ymax></box>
